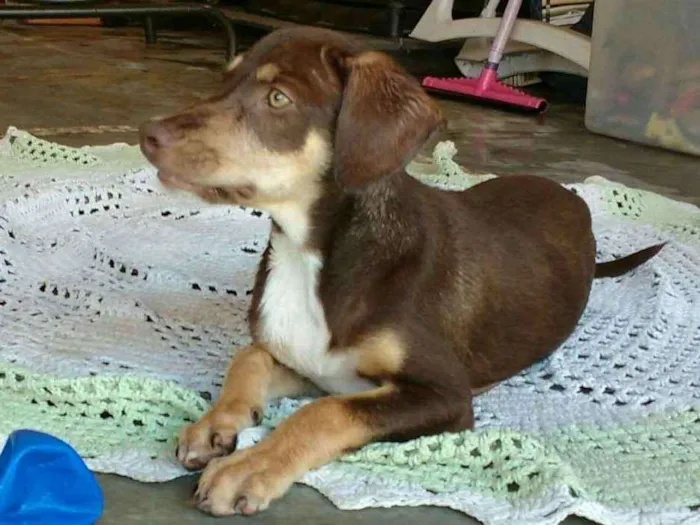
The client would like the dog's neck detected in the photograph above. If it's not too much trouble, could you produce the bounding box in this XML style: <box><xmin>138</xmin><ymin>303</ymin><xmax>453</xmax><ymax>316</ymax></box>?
<box><xmin>266</xmin><ymin>201</ymin><xmax>313</xmax><ymax>247</ymax></box>
<box><xmin>266</xmin><ymin>170</ymin><xmax>417</xmax><ymax>256</ymax></box>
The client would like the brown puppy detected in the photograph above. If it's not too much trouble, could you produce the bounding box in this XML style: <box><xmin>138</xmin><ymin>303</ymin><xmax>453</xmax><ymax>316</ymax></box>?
<box><xmin>139</xmin><ymin>27</ymin><xmax>663</xmax><ymax>516</ymax></box>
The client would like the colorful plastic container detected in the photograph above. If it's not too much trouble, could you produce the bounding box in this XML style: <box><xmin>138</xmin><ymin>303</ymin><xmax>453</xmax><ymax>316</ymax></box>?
<box><xmin>586</xmin><ymin>0</ymin><xmax>700</xmax><ymax>156</ymax></box>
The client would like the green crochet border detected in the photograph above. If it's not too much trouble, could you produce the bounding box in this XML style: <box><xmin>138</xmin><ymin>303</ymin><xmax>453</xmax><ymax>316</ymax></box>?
<box><xmin>338</xmin><ymin>405</ymin><xmax>700</xmax><ymax>508</ymax></box>
<box><xmin>0</xmin><ymin>363</ymin><xmax>207</xmax><ymax>461</ymax></box>
<box><xmin>2</xmin><ymin>361</ymin><xmax>698</xmax><ymax>509</ymax></box>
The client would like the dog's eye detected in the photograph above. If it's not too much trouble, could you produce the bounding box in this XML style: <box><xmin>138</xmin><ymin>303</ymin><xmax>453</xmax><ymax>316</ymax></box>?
<box><xmin>268</xmin><ymin>89</ymin><xmax>291</xmax><ymax>109</ymax></box>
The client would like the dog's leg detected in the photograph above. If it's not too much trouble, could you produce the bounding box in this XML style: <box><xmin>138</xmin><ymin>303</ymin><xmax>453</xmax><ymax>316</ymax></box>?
<box><xmin>193</xmin><ymin>382</ymin><xmax>472</xmax><ymax>516</ymax></box>
<box><xmin>177</xmin><ymin>344</ymin><xmax>314</xmax><ymax>471</ymax></box>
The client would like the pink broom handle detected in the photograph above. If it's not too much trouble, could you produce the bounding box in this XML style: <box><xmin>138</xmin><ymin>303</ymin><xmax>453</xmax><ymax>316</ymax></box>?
<box><xmin>487</xmin><ymin>0</ymin><xmax>524</xmax><ymax>66</ymax></box>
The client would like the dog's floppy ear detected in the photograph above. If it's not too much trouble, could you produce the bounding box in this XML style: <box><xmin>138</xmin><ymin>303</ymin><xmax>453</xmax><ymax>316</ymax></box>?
<box><xmin>333</xmin><ymin>51</ymin><xmax>443</xmax><ymax>191</ymax></box>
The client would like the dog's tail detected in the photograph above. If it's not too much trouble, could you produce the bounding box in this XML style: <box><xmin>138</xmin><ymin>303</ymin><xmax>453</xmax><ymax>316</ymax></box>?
<box><xmin>595</xmin><ymin>242</ymin><xmax>666</xmax><ymax>278</ymax></box>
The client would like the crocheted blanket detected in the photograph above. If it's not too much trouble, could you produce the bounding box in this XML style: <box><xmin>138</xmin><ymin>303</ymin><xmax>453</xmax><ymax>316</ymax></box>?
<box><xmin>1</xmin><ymin>127</ymin><xmax>698</xmax><ymax>525</ymax></box>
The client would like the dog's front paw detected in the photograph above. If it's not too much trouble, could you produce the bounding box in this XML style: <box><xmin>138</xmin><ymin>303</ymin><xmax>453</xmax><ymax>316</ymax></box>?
<box><xmin>177</xmin><ymin>405</ymin><xmax>261</xmax><ymax>471</ymax></box>
<box><xmin>193</xmin><ymin>447</ymin><xmax>294</xmax><ymax>516</ymax></box>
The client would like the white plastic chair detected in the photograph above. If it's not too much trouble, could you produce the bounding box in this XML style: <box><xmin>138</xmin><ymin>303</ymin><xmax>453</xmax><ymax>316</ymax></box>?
<box><xmin>410</xmin><ymin>0</ymin><xmax>591</xmax><ymax>79</ymax></box>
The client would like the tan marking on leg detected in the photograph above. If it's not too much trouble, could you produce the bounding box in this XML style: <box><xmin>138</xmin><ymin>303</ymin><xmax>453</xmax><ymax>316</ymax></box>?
<box><xmin>177</xmin><ymin>344</ymin><xmax>312</xmax><ymax>471</ymax></box>
<box><xmin>255</xmin><ymin>63</ymin><xmax>281</xmax><ymax>82</ymax></box>
<box><xmin>193</xmin><ymin>387</ymin><xmax>387</xmax><ymax>516</ymax></box>
<box><xmin>268</xmin><ymin>361</ymin><xmax>321</xmax><ymax>399</ymax></box>
<box><xmin>215</xmin><ymin>345</ymin><xmax>308</xmax><ymax>410</ymax></box>
<box><xmin>356</xmin><ymin>328</ymin><xmax>406</xmax><ymax>378</ymax></box>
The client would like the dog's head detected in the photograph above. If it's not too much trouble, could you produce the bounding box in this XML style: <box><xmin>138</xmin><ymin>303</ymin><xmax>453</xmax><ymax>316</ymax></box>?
<box><xmin>139</xmin><ymin>28</ymin><xmax>442</xmax><ymax>215</ymax></box>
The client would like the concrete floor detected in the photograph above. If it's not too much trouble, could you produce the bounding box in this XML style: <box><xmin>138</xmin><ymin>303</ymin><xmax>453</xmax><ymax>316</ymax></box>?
<box><xmin>99</xmin><ymin>474</ymin><xmax>483</xmax><ymax>525</ymax></box>
<box><xmin>1</xmin><ymin>19</ymin><xmax>698</xmax><ymax>525</ymax></box>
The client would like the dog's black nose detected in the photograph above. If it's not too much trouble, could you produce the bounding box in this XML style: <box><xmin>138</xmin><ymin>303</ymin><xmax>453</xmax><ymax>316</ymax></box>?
<box><xmin>139</xmin><ymin>120</ymin><xmax>172</xmax><ymax>160</ymax></box>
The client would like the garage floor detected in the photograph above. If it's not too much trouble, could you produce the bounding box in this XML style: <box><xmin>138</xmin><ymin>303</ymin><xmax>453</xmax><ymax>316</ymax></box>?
<box><xmin>1</xmin><ymin>19</ymin><xmax>698</xmax><ymax>525</ymax></box>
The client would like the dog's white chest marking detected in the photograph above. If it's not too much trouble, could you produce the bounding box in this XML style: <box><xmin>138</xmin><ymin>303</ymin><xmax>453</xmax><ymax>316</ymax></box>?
<box><xmin>258</xmin><ymin>232</ymin><xmax>373</xmax><ymax>394</ymax></box>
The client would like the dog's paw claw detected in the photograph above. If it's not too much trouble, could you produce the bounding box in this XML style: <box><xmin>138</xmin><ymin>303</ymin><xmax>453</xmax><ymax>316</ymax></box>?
<box><xmin>210</xmin><ymin>432</ymin><xmax>238</xmax><ymax>453</ymax></box>
<box><xmin>192</xmin><ymin>449</ymin><xmax>289</xmax><ymax>517</ymax></box>
<box><xmin>176</xmin><ymin>411</ymin><xmax>248</xmax><ymax>470</ymax></box>
<box><xmin>234</xmin><ymin>496</ymin><xmax>249</xmax><ymax>514</ymax></box>
<box><xmin>195</xmin><ymin>497</ymin><xmax>212</xmax><ymax>515</ymax></box>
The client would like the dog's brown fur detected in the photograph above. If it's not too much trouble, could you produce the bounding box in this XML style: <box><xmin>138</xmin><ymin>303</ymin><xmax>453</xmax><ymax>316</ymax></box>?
<box><xmin>140</xmin><ymin>27</ymin><xmax>663</xmax><ymax>516</ymax></box>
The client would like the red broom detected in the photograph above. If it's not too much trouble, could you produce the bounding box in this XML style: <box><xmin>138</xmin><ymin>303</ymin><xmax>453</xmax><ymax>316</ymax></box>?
<box><xmin>422</xmin><ymin>0</ymin><xmax>548</xmax><ymax>113</ymax></box>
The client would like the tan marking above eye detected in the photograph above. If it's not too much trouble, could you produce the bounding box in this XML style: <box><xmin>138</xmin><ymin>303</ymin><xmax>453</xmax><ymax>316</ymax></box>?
<box><xmin>256</xmin><ymin>63</ymin><xmax>281</xmax><ymax>82</ymax></box>
<box><xmin>268</xmin><ymin>89</ymin><xmax>292</xmax><ymax>109</ymax></box>
<box><xmin>348</xmin><ymin>50</ymin><xmax>387</xmax><ymax>67</ymax></box>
